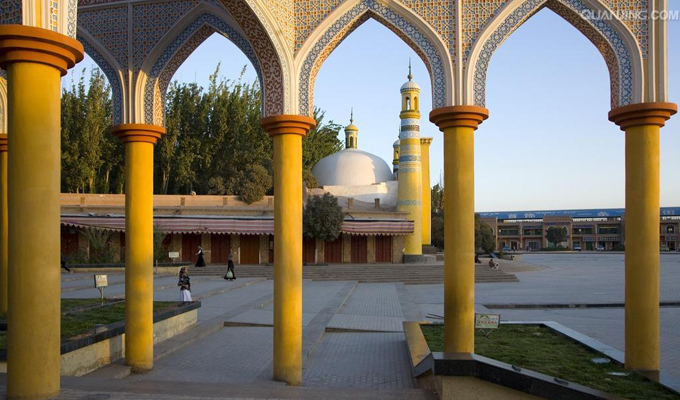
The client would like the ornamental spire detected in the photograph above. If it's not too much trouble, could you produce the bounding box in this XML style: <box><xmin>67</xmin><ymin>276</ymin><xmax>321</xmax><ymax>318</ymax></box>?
<box><xmin>408</xmin><ymin>58</ymin><xmax>412</xmax><ymax>81</ymax></box>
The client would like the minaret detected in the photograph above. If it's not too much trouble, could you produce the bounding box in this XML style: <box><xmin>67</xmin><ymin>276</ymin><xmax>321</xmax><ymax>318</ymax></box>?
<box><xmin>397</xmin><ymin>61</ymin><xmax>424</xmax><ymax>261</ymax></box>
<box><xmin>345</xmin><ymin>109</ymin><xmax>358</xmax><ymax>149</ymax></box>
<box><xmin>392</xmin><ymin>128</ymin><xmax>400</xmax><ymax>179</ymax></box>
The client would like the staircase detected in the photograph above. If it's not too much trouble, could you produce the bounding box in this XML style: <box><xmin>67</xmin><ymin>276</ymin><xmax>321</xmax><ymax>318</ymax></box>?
<box><xmin>189</xmin><ymin>263</ymin><xmax>518</xmax><ymax>284</ymax></box>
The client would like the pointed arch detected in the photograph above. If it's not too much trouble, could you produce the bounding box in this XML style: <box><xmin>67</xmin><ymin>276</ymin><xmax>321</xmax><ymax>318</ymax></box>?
<box><xmin>464</xmin><ymin>0</ymin><xmax>644</xmax><ymax>109</ymax></box>
<box><xmin>76</xmin><ymin>27</ymin><xmax>127</xmax><ymax>125</ymax></box>
<box><xmin>136</xmin><ymin>0</ymin><xmax>285</xmax><ymax>125</ymax></box>
<box><xmin>296</xmin><ymin>0</ymin><xmax>453</xmax><ymax>116</ymax></box>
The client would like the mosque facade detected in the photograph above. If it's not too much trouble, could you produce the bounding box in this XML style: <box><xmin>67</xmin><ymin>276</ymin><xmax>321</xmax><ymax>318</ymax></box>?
<box><xmin>60</xmin><ymin>72</ymin><xmax>434</xmax><ymax>265</ymax></box>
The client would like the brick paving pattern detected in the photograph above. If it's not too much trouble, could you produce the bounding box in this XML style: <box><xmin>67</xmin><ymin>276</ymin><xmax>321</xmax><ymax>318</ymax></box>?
<box><xmin>303</xmin><ymin>333</ymin><xmax>416</xmax><ymax>389</ymax></box>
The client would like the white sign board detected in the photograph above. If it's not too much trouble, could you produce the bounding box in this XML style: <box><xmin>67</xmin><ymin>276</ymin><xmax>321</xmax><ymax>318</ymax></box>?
<box><xmin>168</xmin><ymin>251</ymin><xmax>180</xmax><ymax>259</ymax></box>
<box><xmin>94</xmin><ymin>274</ymin><xmax>108</xmax><ymax>288</ymax></box>
<box><xmin>475</xmin><ymin>313</ymin><xmax>500</xmax><ymax>330</ymax></box>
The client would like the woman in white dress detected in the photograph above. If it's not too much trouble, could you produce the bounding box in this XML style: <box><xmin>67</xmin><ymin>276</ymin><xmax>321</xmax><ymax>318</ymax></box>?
<box><xmin>178</xmin><ymin>267</ymin><xmax>192</xmax><ymax>302</ymax></box>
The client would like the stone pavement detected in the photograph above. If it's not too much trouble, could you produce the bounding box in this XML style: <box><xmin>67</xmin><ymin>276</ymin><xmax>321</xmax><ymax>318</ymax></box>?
<box><xmin>44</xmin><ymin>252</ymin><xmax>680</xmax><ymax>397</ymax></box>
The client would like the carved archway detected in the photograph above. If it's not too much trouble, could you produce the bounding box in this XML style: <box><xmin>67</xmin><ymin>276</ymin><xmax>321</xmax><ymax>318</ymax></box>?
<box><xmin>296</xmin><ymin>0</ymin><xmax>453</xmax><ymax>116</ymax></box>
<box><xmin>465</xmin><ymin>0</ymin><xmax>644</xmax><ymax>109</ymax></box>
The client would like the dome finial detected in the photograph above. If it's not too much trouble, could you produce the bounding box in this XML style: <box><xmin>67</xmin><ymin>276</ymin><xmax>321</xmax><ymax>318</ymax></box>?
<box><xmin>350</xmin><ymin>107</ymin><xmax>354</xmax><ymax>124</ymax></box>
<box><xmin>408</xmin><ymin>58</ymin><xmax>412</xmax><ymax>81</ymax></box>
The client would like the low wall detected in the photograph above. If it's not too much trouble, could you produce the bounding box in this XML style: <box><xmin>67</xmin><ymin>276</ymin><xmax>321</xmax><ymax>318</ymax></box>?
<box><xmin>0</xmin><ymin>302</ymin><xmax>199</xmax><ymax>376</ymax></box>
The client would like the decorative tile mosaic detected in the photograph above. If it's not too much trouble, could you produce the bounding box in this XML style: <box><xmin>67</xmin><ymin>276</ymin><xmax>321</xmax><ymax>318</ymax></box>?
<box><xmin>143</xmin><ymin>13</ymin><xmax>262</xmax><ymax>124</ymax></box>
<box><xmin>0</xmin><ymin>0</ymin><xmax>22</xmax><ymax>26</ymax></box>
<box><xmin>49</xmin><ymin>0</ymin><xmax>59</xmax><ymax>32</ymax></box>
<box><xmin>461</xmin><ymin>0</ymin><xmax>511</xmax><ymax>66</ymax></box>
<box><xmin>601</xmin><ymin>0</ymin><xmax>648</xmax><ymax>58</ymax></box>
<box><xmin>78</xmin><ymin>7</ymin><xmax>128</xmax><ymax>69</ymax></box>
<box><xmin>261</xmin><ymin>0</ymin><xmax>295</xmax><ymax>52</ymax></box>
<box><xmin>299</xmin><ymin>0</ymin><xmax>447</xmax><ymax>116</ymax></box>
<box><xmin>472</xmin><ymin>0</ymin><xmax>634</xmax><ymax>108</ymax></box>
<box><xmin>78</xmin><ymin>33</ymin><xmax>125</xmax><ymax>124</ymax></box>
<box><xmin>220</xmin><ymin>0</ymin><xmax>284</xmax><ymax>116</ymax></box>
<box><xmin>294</xmin><ymin>0</ymin><xmax>343</xmax><ymax>51</ymax></box>
<box><xmin>401</xmin><ymin>0</ymin><xmax>456</xmax><ymax>59</ymax></box>
<box><xmin>67</xmin><ymin>0</ymin><xmax>78</xmax><ymax>38</ymax></box>
<box><xmin>132</xmin><ymin>0</ymin><xmax>201</xmax><ymax>72</ymax></box>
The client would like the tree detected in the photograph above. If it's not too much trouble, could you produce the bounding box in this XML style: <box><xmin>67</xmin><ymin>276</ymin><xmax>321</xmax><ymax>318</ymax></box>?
<box><xmin>546</xmin><ymin>226</ymin><xmax>568</xmax><ymax>247</ymax></box>
<box><xmin>303</xmin><ymin>169</ymin><xmax>318</xmax><ymax>189</ymax></box>
<box><xmin>303</xmin><ymin>108</ymin><xmax>343</xmax><ymax>170</ymax></box>
<box><xmin>238</xmin><ymin>164</ymin><xmax>272</xmax><ymax>204</ymax></box>
<box><xmin>80</xmin><ymin>227</ymin><xmax>115</xmax><ymax>263</ymax></box>
<box><xmin>431</xmin><ymin>212</ymin><xmax>444</xmax><ymax>250</ymax></box>
<box><xmin>61</xmin><ymin>68</ymin><xmax>114</xmax><ymax>193</ymax></box>
<box><xmin>303</xmin><ymin>193</ymin><xmax>344</xmax><ymax>241</ymax></box>
<box><xmin>431</xmin><ymin>183</ymin><xmax>444</xmax><ymax>213</ymax></box>
<box><xmin>475</xmin><ymin>214</ymin><xmax>495</xmax><ymax>253</ymax></box>
<box><xmin>153</xmin><ymin>225</ymin><xmax>169</xmax><ymax>264</ymax></box>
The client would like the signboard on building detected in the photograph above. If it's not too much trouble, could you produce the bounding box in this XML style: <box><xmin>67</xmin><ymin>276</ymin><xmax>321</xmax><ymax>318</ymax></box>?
<box><xmin>169</xmin><ymin>251</ymin><xmax>180</xmax><ymax>259</ymax></box>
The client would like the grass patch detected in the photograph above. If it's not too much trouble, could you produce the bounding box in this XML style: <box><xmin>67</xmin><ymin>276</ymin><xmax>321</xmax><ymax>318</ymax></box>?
<box><xmin>422</xmin><ymin>324</ymin><xmax>679</xmax><ymax>400</ymax></box>
<box><xmin>0</xmin><ymin>299</ymin><xmax>178</xmax><ymax>348</ymax></box>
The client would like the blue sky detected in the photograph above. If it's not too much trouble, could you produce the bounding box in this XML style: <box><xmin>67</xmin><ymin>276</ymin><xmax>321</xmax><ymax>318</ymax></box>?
<box><xmin>68</xmin><ymin>6</ymin><xmax>680</xmax><ymax>212</ymax></box>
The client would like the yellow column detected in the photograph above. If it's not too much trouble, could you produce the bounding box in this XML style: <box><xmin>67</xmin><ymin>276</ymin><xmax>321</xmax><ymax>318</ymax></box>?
<box><xmin>260</xmin><ymin>115</ymin><xmax>315</xmax><ymax>385</ymax></box>
<box><xmin>398</xmin><ymin>116</ymin><xmax>423</xmax><ymax>260</ymax></box>
<box><xmin>430</xmin><ymin>106</ymin><xmax>488</xmax><ymax>353</ymax></box>
<box><xmin>0</xmin><ymin>134</ymin><xmax>7</xmax><ymax>314</ymax></box>
<box><xmin>112</xmin><ymin>124</ymin><xmax>166</xmax><ymax>373</ymax></box>
<box><xmin>609</xmin><ymin>102</ymin><xmax>676</xmax><ymax>372</ymax></box>
<box><xmin>0</xmin><ymin>25</ymin><xmax>83</xmax><ymax>399</ymax></box>
<box><xmin>420</xmin><ymin>137</ymin><xmax>433</xmax><ymax>247</ymax></box>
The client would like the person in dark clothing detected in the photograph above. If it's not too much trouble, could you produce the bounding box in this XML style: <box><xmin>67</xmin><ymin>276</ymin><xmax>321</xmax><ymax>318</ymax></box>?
<box><xmin>195</xmin><ymin>246</ymin><xmax>206</xmax><ymax>267</ymax></box>
<box><xmin>61</xmin><ymin>256</ymin><xmax>71</xmax><ymax>273</ymax></box>
<box><xmin>224</xmin><ymin>253</ymin><xmax>236</xmax><ymax>281</ymax></box>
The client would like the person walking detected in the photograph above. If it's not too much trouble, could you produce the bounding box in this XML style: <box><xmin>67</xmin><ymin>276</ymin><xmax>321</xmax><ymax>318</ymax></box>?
<box><xmin>178</xmin><ymin>267</ymin><xmax>192</xmax><ymax>302</ymax></box>
<box><xmin>224</xmin><ymin>253</ymin><xmax>236</xmax><ymax>281</ymax></box>
<box><xmin>195</xmin><ymin>245</ymin><xmax>206</xmax><ymax>267</ymax></box>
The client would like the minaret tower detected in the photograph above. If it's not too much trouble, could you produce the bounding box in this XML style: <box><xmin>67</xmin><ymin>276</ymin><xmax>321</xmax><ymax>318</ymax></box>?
<box><xmin>397</xmin><ymin>61</ymin><xmax>424</xmax><ymax>261</ymax></box>
<box><xmin>345</xmin><ymin>109</ymin><xmax>358</xmax><ymax>149</ymax></box>
<box><xmin>392</xmin><ymin>128</ymin><xmax>400</xmax><ymax>179</ymax></box>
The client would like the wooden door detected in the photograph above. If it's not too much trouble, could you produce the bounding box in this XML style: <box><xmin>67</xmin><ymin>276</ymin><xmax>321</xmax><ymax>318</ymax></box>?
<box><xmin>375</xmin><ymin>235</ymin><xmax>392</xmax><ymax>263</ymax></box>
<box><xmin>61</xmin><ymin>226</ymin><xmax>79</xmax><ymax>256</ymax></box>
<box><xmin>324</xmin><ymin>236</ymin><xmax>342</xmax><ymax>263</ymax></box>
<box><xmin>351</xmin><ymin>236</ymin><xmax>367</xmax><ymax>263</ymax></box>
<box><xmin>211</xmin><ymin>234</ymin><xmax>231</xmax><ymax>264</ymax></box>
<box><xmin>303</xmin><ymin>237</ymin><xmax>316</xmax><ymax>264</ymax></box>
<box><xmin>240</xmin><ymin>235</ymin><xmax>260</xmax><ymax>264</ymax></box>
<box><xmin>182</xmin><ymin>234</ymin><xmax>201</xmax><ymax>263</ymax></box>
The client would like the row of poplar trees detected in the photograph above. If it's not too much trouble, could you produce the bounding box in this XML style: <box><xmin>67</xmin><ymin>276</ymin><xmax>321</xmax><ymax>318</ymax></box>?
<box><xmin>61</xmin><ymin>66</ymin><xmax>344</xmax><ymax>202</ymax></box>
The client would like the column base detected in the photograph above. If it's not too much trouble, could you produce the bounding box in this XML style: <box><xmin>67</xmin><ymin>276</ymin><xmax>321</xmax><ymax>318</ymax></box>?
<box><xmin>403</xmin><ymin>254</ymin><xmax>425</xmax><ymax>263</ymax></box>
<box><xmin>422</xmin><ymin>245</ymin><xmax>438</xmax><ymax>254</ymax></box>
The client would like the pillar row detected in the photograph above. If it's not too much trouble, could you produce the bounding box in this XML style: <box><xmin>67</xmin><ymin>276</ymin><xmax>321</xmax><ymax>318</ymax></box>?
<box><xmin>609</xmin><ymin>102</ymin><xmax>677</xmax><ymax>373</ymax></box>
<box><xmin>260</xmin><ymin>114</ymin><xmax>316</xmax><ymax>386</ymax></box>
<box><xmin>0</xmin><ymin>24</ymin><xmax>83</xmax><ymax>400</ymax></box>
<box><xmin>430</xmin><ymin>106</ymin><xmax>488</xmax><ymax>354</ymax></box>
<box><xmin>111</xmin><ymin>123</ymin><xmax>166</xmax><ymax>373</ymax></box>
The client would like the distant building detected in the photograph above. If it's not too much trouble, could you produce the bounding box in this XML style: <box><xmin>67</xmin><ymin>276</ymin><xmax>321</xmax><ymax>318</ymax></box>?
<box><xmin>480</xmin><ymin>208</ymin><xmax>680</xmax><ymax>251</ymax></box>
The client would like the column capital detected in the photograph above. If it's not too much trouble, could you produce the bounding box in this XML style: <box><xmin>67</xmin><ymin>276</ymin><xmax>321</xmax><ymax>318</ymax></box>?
<box><xmin>111</xmin><ymin>124</ymin><xmax>166</xmax><ymax>144</ymax></box>
<box><xmin>609</xmin><ymin>102</ymin><xmax>677</xmax><ymax>131</ymax></box>
<box><xmin>420</xmin><ymin>137</ymin><xmax>433</xmax><ymax>146</ymax></box>
<box><xmin>429</xmin><ymin>106</ymin><xmax>489</xmax><ymax>131</ymax></box>
<box><xmin>260</xmin><ymin>115</ymin><xmax>316</xmax><ymax>137</ymax></box>
<box><xmin>0</xmin><ymin>133</ymin><xmax>6</xmax><ymax>152</ymax></box>
<box><xmin>0</xmin><ymin>25</ymin><xmax>83</xmax><ymax>76</ymax></box>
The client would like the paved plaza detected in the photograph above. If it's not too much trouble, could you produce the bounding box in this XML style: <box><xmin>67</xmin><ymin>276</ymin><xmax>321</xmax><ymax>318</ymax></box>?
<box><xmin>4</xmin><ymin>253</ymin><xmax>677</xmax><ymax>399</ymax></box>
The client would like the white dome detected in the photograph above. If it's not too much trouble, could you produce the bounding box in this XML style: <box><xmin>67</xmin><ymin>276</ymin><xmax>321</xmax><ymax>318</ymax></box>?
<box><xmin>393</xmin><ymin>139</ymin><xmax>400</xmax><ymax>148</ymax></box>
<box><xmin>400</xmin><ymin>80</ymin><xmax>420</xmax><ymax>92</ymax></box>
<box><xmin>312</xmin><ymin>149</ymin><xmax>394</xmax><ymax>187</ymax></box>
